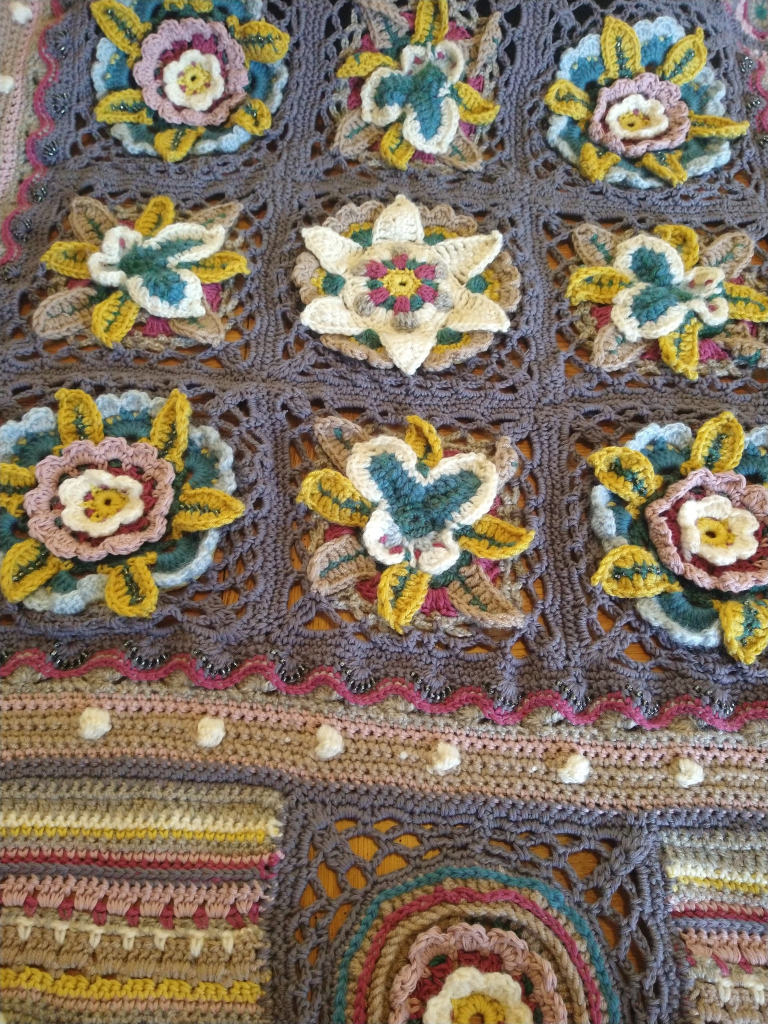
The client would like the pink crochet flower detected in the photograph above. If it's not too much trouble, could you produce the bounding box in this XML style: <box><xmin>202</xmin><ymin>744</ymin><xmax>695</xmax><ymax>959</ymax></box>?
<box><xmin>645</xmin><ymin>468</ymin><xmax>768</xmax><ymax>592</ymax></box>
<box><xmin>133</xmin><ymin>18</ymin><xmax>249</xmax><ymax>128</ymax></box>
<box><xmin>588</xmin><ymin>72</ymin><xmax>690</xmax><ymax>158</ymax></box>
<box><xmin>24</xmin><ymin>437</ymin><xmax>175</xmax><ymax>562</ymax></box>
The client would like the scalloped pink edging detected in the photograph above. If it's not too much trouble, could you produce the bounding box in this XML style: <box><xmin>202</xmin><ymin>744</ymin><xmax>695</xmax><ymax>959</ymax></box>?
<box><xmin>0</xmin><ymin>0</ymin><xmax>63</xmax><ymax>266</ymax></box>
<box><xmin>1</xmin><ymin>647</ymin><xmax>766</xmax><ymax>732</ymax></box>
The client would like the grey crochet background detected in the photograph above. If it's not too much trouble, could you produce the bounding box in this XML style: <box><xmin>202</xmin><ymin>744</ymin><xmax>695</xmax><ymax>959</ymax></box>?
<box><xmin>1</xmin><ymin>0</ymin><xmax>767</xmax><ymax>711</ymax></box>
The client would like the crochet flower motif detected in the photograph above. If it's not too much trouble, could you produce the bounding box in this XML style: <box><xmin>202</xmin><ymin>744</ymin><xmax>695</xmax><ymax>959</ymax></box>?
<box><xmin>567</xmin><ymin>223</ymin><xmax>768</xmax><ymax>379</ymax></box>
<box><xmin>589</xmin><ymin>412</ymin><xmax>768</xmax><ymax>665</ymax></box>
<box><xmin>335</xmin><ymin>0</ymin><xmax>502</xmax><ymax>171</ymax></box>
<box><xmin>34</xmin><ymin>195</ymin><xmax>247</xmax><ymax>350</ymax></box>
<box><xmin>90</xmin><ymin>0</ymin><xmax>290</xmax><ymax>162</ymax></box>
<box><xmin>297</xmin><ymin>415</ymin><xmax>534</xmax><ymax>634</ymax></box>
<box><xmin>0</xmin><ymin>389</ymin><xmax>244</xmax><ymax>618</ymax></box>
<box><xmin>293</xmin><ymin>195</ymin><xmax>519</xmax><ymax>374</ymax></box>
<box><xmin>423</xmin><ymin>967</ymin><xmax>533</xmax><ymax>1024</ymax></box>
<box><xmin>545</xmin><ymin>15</ymin><xmax>749</xmax><ymax>188</ymax></box>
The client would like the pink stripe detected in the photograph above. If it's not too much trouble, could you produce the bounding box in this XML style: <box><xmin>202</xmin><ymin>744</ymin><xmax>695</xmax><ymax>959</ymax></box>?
<box><xmin>352</xmin><ymin>886</ymin><xmax>603</xmax><ymax>1024</ymax></box>
<box><xmin>0</xmin><ymin>1</ymin><xmax>41</xmax><ymax>201</ymax></box>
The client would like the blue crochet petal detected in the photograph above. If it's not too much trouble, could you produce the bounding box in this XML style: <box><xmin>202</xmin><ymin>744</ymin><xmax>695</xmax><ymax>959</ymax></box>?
<box><xmin>655</xmin><ymin>590</ymin><xmax>719</xmax><ymax>630</ymax></box>
<box><xmin>630</xmin><ymin>285</ymin><xmax>679</xmax><ymax>328</ymax></box>
<box><xmin>628</xmin><ymin>246</ymin><xmax>677</xmax><ymax>286</ymax></box>
<box><xmin>374</xmin><ymin>71</ymin><xmax>412</xmax><ymax>112</ymax></box>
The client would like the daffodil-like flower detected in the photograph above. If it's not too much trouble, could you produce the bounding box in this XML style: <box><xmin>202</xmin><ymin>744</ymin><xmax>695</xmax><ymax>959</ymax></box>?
<box><xmin>0</xmin><ymin>389</ymin><xmax>245</xmax><ymax>618</ymax></box>
<box><xmin>566</xmin><ymin>223</ymin><xmax>768</xmax><ymax>379</ymax></box>
<box><xmin>296</xmin><ymin>415</ymin><xmax>534</xmax><ymax>634</ymax></box>
<box><xmin>545</xmin><ymin>15</ymin><xmax>749</xmax><ymax>188</ymax></box>
<box><xmin>293</xmin><ymin>195</ymin><xmax>519</xmax><ymax>374</ymax></box>
<box><xmin>33</xmin><ymin>195</ymin><xmax>248</xmax><ymax>350</ymax></box>
<box><xmin>423</xmin><ymin>966</ymin><xmax>533</xmax><ymax>1024</ymax></box>
<box><xmin>90</xmin><ymin>0</ymin><xmax>290</xmax><ymax>162</ymax></box>
<box><xmin>589</xmin><ymin>412</ymin><xmax>768</xmax><ymax>665</ymax></box>
<box><xmin>334</xmin><ymin>0</ymin><xmax>502</xmax><ymax>171</ymax></box>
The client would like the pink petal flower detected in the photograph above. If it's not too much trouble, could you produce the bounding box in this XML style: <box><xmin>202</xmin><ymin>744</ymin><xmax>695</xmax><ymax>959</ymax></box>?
<box><xmin>142</xmin><ymin>316</ymin><xmax>173</xmax><ymax>337</ymax></box>
<box><xmin>391</xmin><ymin>253</ymin><xmax>409</xmax><ymax>270</ymax></box>
<box><xmin>699</xmin><ymin>339</ymin><xmax>729</xmax><ymax>362</ymax></box>
<box><xmin>368</xmin><ymin>286</ymin><xmax>391</xmax><ymax>306</ymax></box>
<box><xmin>324</xmin><ymin>525</ymin><xmax>356</xmax><ymax>541</ymax></box>
<box><xmin>393</xmin><ymin>295</ymin><xmax>411</xmax><ymax>314</ymax></box>
<box><xmin>416</xmin><ymin>284</ymin><xmax>437</xmax><ymax>303</ymax></box>
<box><xmin>365</xmin><ymin>260</ymin><xmax>389</xmax><ymax>279</ymax></box>
<box><xmin>466</xmin><ymin>74</ymin><xmax>484</xmax><ymax>90</ymax></box>
<box><xmin>414</xmin><ymin>263</ymin><xmax>436</xmax><ymax>280</ymax></box>
<box><xmin>202</xmin><ymin>282</ymin><xmax>221</xmax><ymax>311</ymax></box>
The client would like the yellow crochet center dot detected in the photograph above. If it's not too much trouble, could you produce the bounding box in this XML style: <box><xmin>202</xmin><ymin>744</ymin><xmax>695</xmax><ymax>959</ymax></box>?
<box><xmin>382</xmin><ymin>268</ymin><xmax>420</xmax><ymax>297</ymax></box>
<box><xmin>697</xmin><ymin>517</ymin><xmax>735</xmax><ymax>548</ymax></box>
<box><xmin>178</xmin><ymin>62</ymin><xmax>213</xmax><ymax>96</ymax></box>
<box><xmin>83</xmin><ymin>487</ymin><xmax>130</xmax><ymax>523</ymax></box>
<box><xmin>617</xmin><ymin>109</ymin><xmax>653</xmax><ymax>131</ymax></box>
<box><xmin>451</xmin><ymin>993</ymin><xmax>507</xmax><ymax>1024</ymax></box>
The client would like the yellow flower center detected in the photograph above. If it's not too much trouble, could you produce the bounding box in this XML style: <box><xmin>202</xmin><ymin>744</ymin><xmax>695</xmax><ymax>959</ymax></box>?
<box><xmin>617</xmin><ymin>109</ymin><xmax>653</xmax><ymax>132</ymax></box>
<box><xmin>382</xmin><ymin>268</ymin><xmax>420</xmax><ymax>297</ymax></box>
<box><xmin>696</xmin><ymin>517</ymin><xmax>736</xmax><ymax>548</ymax></box>
<box><xmin>83</xmin><ymin>487</ymin><xmax>130</xmax><ymax>523</ymax></box>
<box><xmin>177</xmin><ymin>61</ymin><xmax>213</xmax><ymax>97</ymax></box>
<box><xmin>451</xmin><ymin>993</ymin><xmax>508</xmax><ymax>1024</ymax></box>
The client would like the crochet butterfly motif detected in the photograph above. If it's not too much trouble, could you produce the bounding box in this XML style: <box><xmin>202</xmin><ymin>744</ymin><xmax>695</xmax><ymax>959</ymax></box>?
<box><xmin>90</xmin><ymin>0</ymin><xmax>290</xmax><ymax>161</ymax></box>
<box><xmin>334</xmin><ymin>0</ymin><xmax>502</xmax><ymax>171</ymax></box>
<box><xmin>297</xmin><ymin>415</ymin><xmax>534</xmax><ymax>634</ymax></box>
<box><xmin>545</xmin><ymin>15</ymin><xmax>749</xmax><ymax>188</ymax></box>
<box><xmin>567</xmin><ymin>223</ymin><xmax>768</xmax><ymax>378</ymax></box>
<box><xmin>294</xmin><ymin>195</ymin><xmax>519</xmax><ymax>374</ymax></box>
<box><xmin>0</xmin><ymin>389</ymin><xmax>244</xmax><ymax>618</ymax></box>
<box><xmin>589</xmin><ymin>412</ymin><xmax>768</xmax><ymax>664</ymax></box>
<box><xmin>34</xmin><ymin>196</ymin><xmax>247</xmax><ymax>350</ymax></box>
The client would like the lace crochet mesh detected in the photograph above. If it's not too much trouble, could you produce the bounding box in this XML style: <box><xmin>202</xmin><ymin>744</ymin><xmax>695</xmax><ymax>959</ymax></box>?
<box><xmin>0</xmin><ymin>0</ymin><xmax>766</xmax><ymax>708</ymax></box>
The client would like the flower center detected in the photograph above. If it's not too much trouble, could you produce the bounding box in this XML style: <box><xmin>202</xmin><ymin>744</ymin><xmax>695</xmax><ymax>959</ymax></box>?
<box><xmin>606</xmin><ymin>93</ymin><xmax>669</xmax><ymax>140</ymax></box>
<box><xmin>617</xmin><ymin>109</ymin><xmax>653</xmax><ymax>132</ymax></box>
<box><xmin>382</xmin><ymin>267</ymin><xmax>420</xmax><ymax>297</ymax></box>
<box><xmin>364</xmin><ymin>255</ymin><xmax>440</xmax><ymax>317</ymax></box>
<box><xmin>176</xmin><ymin>61</ymin><xmax>213</xmax><ymax>96</ymax></box>
<box><xmin>451</xmin><ymin>993</ymin><xmax>507</xmax><ymax>1024</ymax></box>
<box><xmin>83</xmin><ymin>486</ymin><xmax>131</xmax><ymax>523</ymax></box>
<box><xmin>696</xmin><ymin>516</ymin><xmax>736</xmax><ymax>548</ymax></box>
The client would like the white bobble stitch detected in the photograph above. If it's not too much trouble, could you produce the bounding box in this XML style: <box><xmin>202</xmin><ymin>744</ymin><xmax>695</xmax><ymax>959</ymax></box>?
<box><xmin>429</xmin><ymin>741</ymin><xmax>461</xmax><ymax>776</ymax></box>
<box><xmin>314</xmin><ymin>724</ymin><xmax>345</xmax><ymax>761</ymax></box>
<box><xmin>0</xmin><ymin>76</ymin><xmax>15</xmax><ymax>94</ymax></box>
<box><xmin>558</xmin><ymin>752</ymin><xmax>591</xmax><ymax>784</ymax></box>
<box><xmin>675</xmin><ymin>757</ymin><xmax>704</xmax><ymax>788</ymax></box>
<box><xmin>399</xmin><ymin>750</ymin><xmax>408</xmax><ymax>760</ymax></box>
<box><xmin>11</xmin><ymin>2</ymin><xmax>34</xmax><ymax>24</ymax></box>
<box><xmin>79</xmin><ymin>707</ymin><xmax>111</xmax><ymax>740</ymax></box>
<box><xmin>197</xmin><ymin>715</ymin><xmax>226</xmax><ymax>748</ymax></box>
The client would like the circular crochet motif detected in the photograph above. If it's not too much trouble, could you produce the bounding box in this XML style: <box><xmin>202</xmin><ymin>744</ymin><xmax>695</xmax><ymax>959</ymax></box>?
<box><xmin>589</xmin><ymin>412</ymin><xmax>768</xmax><ymax>664</ymax></box>
<box><xmin>334</xmin><ymin>0</ymin><xmax>501</xmax><ymax>171</ymax></box>
<box><xmin>545</xmin><ymin>15</ymin><xmax>749</xmax><ymax>188</ymax></box>
<box><xmin>33</xmin><ymin>195</ymin><xmax>248</xmax><ymax>350</ymax></box>
<box><xmin>0</xmin><ymin>389</ymin><xmax>245</xmax><ymax>618</ymax></box>
<box><xmin>566</xmin><ymin>223</ymin><xmax>768</xmax><ymax>379</ymax></box>
<box><xmin>296</xmin><ymin>414</ymin><xmax>534</xmax><ymax>635</ymax></box>
<box><xmin>293</xmin><ymin>195</ymin><xmax>520</xmax><ymax>374</ymax></box>
<box><xmin>90</xmin><ymin>0</ymin><xmax>290</xmax><ymax>161</ymax></box>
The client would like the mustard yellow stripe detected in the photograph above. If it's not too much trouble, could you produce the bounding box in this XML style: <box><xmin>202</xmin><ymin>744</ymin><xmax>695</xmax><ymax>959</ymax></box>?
<box><xmin>0</xmin><ymin>967</ymin><xmax>261</xmax><ymax>1004</ymax></box>
<box><xmin>668</xmin><ymin>874</ymin><xmax>767</xmax><ymax>896</ymax></box>
<box><xmin>1</xmin><ymin>825</ymin><xmax>270</xmax><ymax>843</ymax></box>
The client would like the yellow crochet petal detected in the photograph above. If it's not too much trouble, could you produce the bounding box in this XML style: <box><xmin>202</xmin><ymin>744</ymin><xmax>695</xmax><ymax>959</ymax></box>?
<box><xmin>639</xmin><ymin>150</ymin><xmax>687</xmax><ymax>186</ymax></box>
<box><xmin>0</xmin><ymin>540</ymin><xmax>72</xmax><ymax>603</ymax></box>
<box><xmin>94</xmin><ymin>89</ymin><xmax>153</xmax><ymax>125</ymax></box>
<box><xmin>579</xmin><ymin>142</ymin><xmax>620</xmax><ymax>182</ymax></box>
<box><xmin>543</xmin><ymin>78</ymin><xmax>593</xmax><ymax>122</ymax></box>
<box><xmin>149</xmin><ymin>389</ymin><xmax>192</xmax><ymax>471</ymax></box>
<box><xmin>190</xmin><ymin>251</ymin><xmax>249</xmax><ymax>283</ymax></box>
<box><xmin>566</xmin><ymin>265</ymin><xmax>633</xmax><ymax>304</ymax></box>
<box><xmin>90</xmin><ymin>0</ymin><xmax>151</xmax><ymax>61</ymax></box>
<box><xmin>723</xmin><ymin>281</ymin><xmax>768</xmax><ymax>322</ymax></box>
<box><xmin>652</xmin><ymin>224</ymin><xmax>700</xmax><ymax>270</ymax></box>
<box><xmin>153</xmin><ymin>127</ymin><xmax>204</xmax><ymax>163</ymax></box>
<box><xmin>587</xmin><ymin>447</ymin><xmax>663</xmax><ymax>512</ymax></box>
<box><xmin>296</xmin><ymin>469</ymin><xmax>371</xmax><ymax>527</ymax></box>
<box><xmin>100</xmin><ymin>553</ymin><xmax>158</xmax><ymax>618</ymax></box>
<box><xmin>404</xmin><ymin>416</ymin><xmax>442</xmax><ymax>468</ymax></box>
<box><xmin>377</xmin><ymin>562</ymin><xmax>431</xmax><ymax>633</ymax></box>
<box><xmin>134</xmin><ymin>195</ymin><xmax>175</xmax><ymax>237</ymax></box>
<box><xmin>229</xmin><ymin>98</ymin><xmax>272</xmax><ymax>136</ymax></box>
<box><xmin>453</xmin><ymin>81</ymin><xmax>500</xmax><ymax>125</ymax></box>
<box><xmin>171</xmin><ymin>484</ymin><xmax>245</xmax><ymax>539</ymax></box>
<box><xmin>337</xmin><ymin>52</ymin><xmax>399</xmax><ymax>78</ymax></box>
<box><xmin>40</xmin><ymin>240</ymin><xmax>97</xmax><ymax>278</ymax></box>
<box><xmin>681</xmin><ymin>412</ymin><xmax>744</xmax><ymax>476</ymax></box>
<box><xmin>715</xmin><ymin>598</ymin><xmax>768</xmax><ymax>665</ymax></box>
<box><xmin>688</xmin><ymin>114</ymin><xmax>750</xmax><ymax>139</ymax></box>
<box><xmin>591</xmin><ymin>544</ymin><xmax>681</xmax><ymax>599</ymax></box>
<box><xmin>458</xmin><ymin>515</ymin><xmax>535</xmax><ymax>561</ymax></box>
<box><xmin>55</xmin><ymin>388</ymin><xmax>104</xmax><ymax>446</ymax></box>
<box><xmin>658</xmin><ymin>313</ymin><xmax>700</xmax><ymax>381</ymax></box>
<box><xmin>91</xmin><ymin>290</ymin><xmax>140</xmax><ymax>348</ymax></box>
<box><xmin>412</xmin><ymin>0</ymin><xmax>448</xmax><ymax>44</ymax></box>
<box><xmin>226</xmin><ymin>17</ymin><xmax>290</xmax><ymax>63</ymax></box>
<box><xmin>660</xmin><ymin>28</ymin><xmax>707</xmax><ymax>84</ymax></box>
<box><xmin>0</xmin><ymin>463</ymin><xmax>36</xmax><ymax>517</ymax></box>
<box><xmin>379</xmin><ymin>121</ymin><xmax>416</xmax><ymax>169</ymax></box>
<box><xmin>599</xmin><ymin>16</ymin><xmax>643</xmax><ymax>83</ymax></box>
